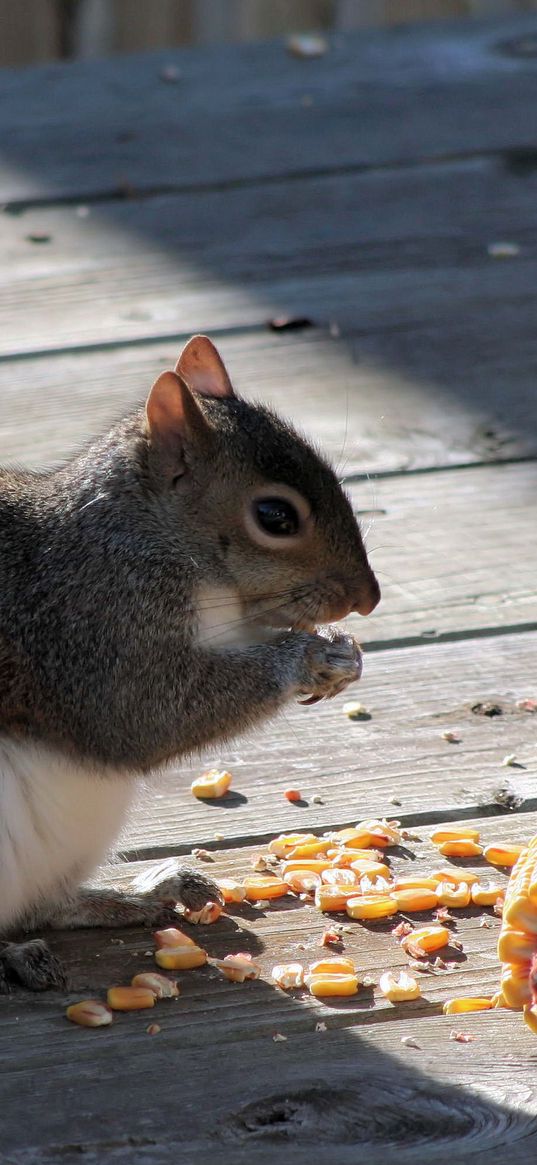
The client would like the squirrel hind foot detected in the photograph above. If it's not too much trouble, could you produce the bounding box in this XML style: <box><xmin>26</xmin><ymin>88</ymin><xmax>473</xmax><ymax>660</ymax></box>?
<box><xmin>149</xmin><ymin>867</ymin><xmax>224</xmax><ymax>912</ymax></box>
<box><xmin>0</xmin><ymin>938</ymin><xmax>67</xmax><ymax>992</ymax></box>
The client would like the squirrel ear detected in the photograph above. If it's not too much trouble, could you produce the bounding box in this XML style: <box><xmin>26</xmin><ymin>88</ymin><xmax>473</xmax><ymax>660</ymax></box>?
<box><xmin>145</xmin><ymin>370</ymin><xmax>210</xmax><ymax>477</ymax></box>
<box><xmin>175</xmin><ymin>335</ymin><xmax>235</xmax><ymax>400</ymax></box>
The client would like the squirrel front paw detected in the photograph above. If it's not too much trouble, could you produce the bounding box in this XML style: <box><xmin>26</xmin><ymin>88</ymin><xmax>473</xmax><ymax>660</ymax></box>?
<box><xmin>296</xmin><ymin>629</ymin><xmax>363</xmax><ymax>703</ymax></box>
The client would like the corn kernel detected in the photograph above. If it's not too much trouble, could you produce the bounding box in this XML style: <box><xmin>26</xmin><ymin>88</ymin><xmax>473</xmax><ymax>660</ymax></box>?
<box><xmin>442</xmin><ymin>997</ymin><xmax>493</xmax><ymax>1015</ymax></box>
<box><xmin>184</xmin><ymin>901</ymin><xmax>223</xmax><ymax>924</ymax></box>
<box><xmin>359</xmin><ymin>875</ymin><xmax>393</xmax><ymax>895</ymax></box>
<box><xmin>284</xmin><ymin>869</ymin><xmax>322</xmax><ymax>893</ymax></box>
<box><xmin>500</xmin><ymin>964</ymin><xmax>532</xmax><ymax>1009</ymax></box>
<box><xmin>281</xmin><ymin>859</ymin><xmax>332</xmax><ymax>875</ymax></box>
<box><xmin>394</xmin><ymin>877</ymin><xmax>441</xmax><ymax>892</ymax></box>
<box><xmin>66</xmin><ymin>1000</ymin><xmax>113</xmax><ymax>1028</ymax></box>
<box><xmin>497</xmin><ymin>927</ymin><xmax>536</xmax><ymax>965</ymax></box>
<box><xmin>153</xmin><ymin>927</ymin><xmax>199</xmax><ymax>949</ymax></box>
<box><xmin>214</xmin><ymin>953</ymin><xmax>261</xmax><ymax>983</ymax></box>
<box><xmin>433</xmin><ymin>867</ymin><xmax>480</xmax><ymax>886</ymax></box>
<box><xmin>322</xmin><ymin>868</ymin><xmax>358</xmax><ymax>887</ymax></box>
<box><xmin>243</xmin><ymin>875</ymin><xmax>289</xmax><ymax>901</ymax></box>
<box><xmin>483</xmin><ymin>844</ymin><xmax>526</xmax><ymax>868</ymax></box>
<box><xmin>471</xmin><ymin>881</ymin><xmax>504</xmax><ymax>906</ymax></box>
<box><xmin>430</xmin><ymin>827</ymin><xmax>480</xmax><ymax>845</ymax></box>
<box><xmin>437</xmin><ymin>840</ymin><xmax>483</xmax><ymax>858</ymax></box>
<box><xmin>329</xmin><ymin>827</ymin><xmax>373</xmax><ymax>849</ymax></box>
<box><xmin>346</xmin><ymin>894</ymin><xmax>398</xmax><ymax>920</ymax></box>
<box><xmin>357</xmin><ymin>818</ymin><xmax>402</xmax><ymax>846</ymax></box>
<box><xmin>401</xmin><ymin>926</ymin><xmax>450</xmax><ymax>954</ymax></box>
<box><xmin>217</xmin><ymin>879</ymin><xmax>247</xmax><ymax>904</ymax></box>
<box><xmin>379</xmin><ymin>971</ymin><xmax>421</xmax><ymax>1002</ymax></box>
<box><xmin>308</xmin><ymin>957</ymin><xmax>356</xmax><ymax>976</ymax></box>
<box><xmin>271</xmin><ymin>963</ymin><xmax>305</xmax><ymax>989</ymax></box>
<box><xmin>155</xmin><ymin>945</ymin><xmax>207</xmax><ymax>970</ymax></box>
<box><xmin>306</xmin><ymin>973</ymin><xmax>359</xmax><ymax>997</ymax></box>
<box><xmin>349</xmin><ymin>860</ymin><xmax>390</xmax><ymax>880</ymax></box>
<box><xmin>287</xmin><ymin>839</ymin><xmax>331</xmax><ymax>858</ymax></box>
<box><xmin>268</xmin><ymin>833</ymin><xmax>316</xmax><ymax>857</ymax></box>
<box><xmin>107</xmin><ymin>987</ymin><xmax>155</xmax><ymax>1011</ymax></box>
<box><xmin>131</xmin><ymin>973</ymin><xmax>180</xmax><ymax>998</ymax></box>
<box><xmin>392</xmin><ymin>888</ymin><xmax>439</xmax><ymax>912</ymax></box>
<box><xmin>330</xmin><ymin>848</ymin><xmax>383</xmax><ymax>866</ymax></box>
<box><xmin>315</xmin><ymin>885</ymin><xmax>358</xmax><ymax>912</ymax></box>
<box><xmin>191</xmin><ymin>769</ymin><xmax>232</xmax><ymax>798</ymax></box>
<box><xmin>436</xmin><ymin>882</ymin><xmax>471</xmax><ymax>908</ymax></box>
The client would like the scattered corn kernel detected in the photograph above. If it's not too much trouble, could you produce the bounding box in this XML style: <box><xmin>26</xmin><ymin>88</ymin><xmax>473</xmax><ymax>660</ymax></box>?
<box><xmin>153</xmin><ymin>927</ymin><xmax>198</xmax><ymax>949</ymax></box>
<box><xmin>349</xmin><ymin>860</ymin><xmax>390</xmax><ymax>880</ymax></box>
<box><xmin>281</xmin><ymin>859</ymin><xmax>332</xmax><ymax>875</ymax></box>
<box><xmin>191</xmin><ymin>769</ymin><xmax>232</xmax><ymax>799</ymax></box>
<box><xmin>309</xmin><ymin>957</ymin><xmax>356</xmax><ymax>976</ymax></box>
<box><xmin>433</xmin><ymin>867</ymin><xmax>477</xmax><ymax>886</ymax></box>
<box><xmin>359</xmin><ymin>875</ymin><xmax>393</xmax><ymax>895</ymax></box>
<box><xmin>271</xmin><ymin>963</ymin><xmax>305</xmax><ymax>989</ymax></box>
<box><xmin>394</xmin><ymin>877</ymin><xmax>441</xmax><ymax>892</ymax></box>
<box><xmin>356</xmin><ymin>818</ymin><xmax>402</xmax><ymax>846</ymax></box>
<box><xmin>287</xmin><ymin>839</ymin><xmax>331</xmax><ymax>858</ymax></box>
<box><xmin>436</xmin><ymin>882</ymin><xmax>471</xmax><ymax>908</ymax></box>
<box><xmin>107</xmin><ymin>987</ymin><xmax>155</xmax><ymax>1011</ymax></box>
<box><xmin>66</xmin><ymin>1000</ymin><xmax>113</xmax><ymax>1028</ymax></box>
<box><xmin>346</xmin><ymin>894</ymin><xmax>398</xmax><ymax>920</ymax></box>
<box><xmin>284</xmin><ymin>788</ymin><xmax>302</xmax><ymax>802</ymax></box>
<box><xmin>471</xmin><ymin>881</ymin><xmax>505</xmax><ymax>906</ymax></box>
<box><xmin>155</xmin><ymin>945</ymin><xmax>207</xmax><ymax>970</ymax></box>
<box><xmin>329</xmin><ymin>827</ymin><xmax>374</xmax><ymax>849</ymax></box>
<box><xmin>430</xmin><ymin>827</ymin><xmax>480</xmax><ymax>845</ymax></box>
<box><xmin>401</xmin><ymin>926</ymin><xmax>450</xmax><ymax>955</ymax></box>
<box><xmin>322</xmin><ymin>868</ymin><xmax>357</xmax><ymax>886</ymax></box>
<box><xmin>214</xmin><ymin>953</ymin><xmax>261</xmax><ymax>983</ymax></box>
<box><xmin>342</xmin><ymin>700</ymin><xmax>369</xmax><ymax>720</ymax></box>
<box><xmin>218</xmin><ymin>879</ymin><xmax>247</xmax><ymax>904</ymax></box>
<box><xmin>243</xmin><ymin>875</ymin><xmax>289</xmax><ymax>901</ymax></box>
<box><xmin>483</xmin><ymin>843</ymin><xmax>525</xmax><ymax>868</ymax></box>
<box><xmin>379</xmin><ymin>971</ymin><xmax>421</xmax><ymax>1002</ymax></box>
<box><xmin>284</xmin><ymin>869</ymin><xmax>322</xmax><ymax>893</ymax></box>
<box><xmin>268</xmin><ymin>833</ymin><xmax>315</xmax><ymax>857</ymax></box>
<box><xmin>442</xmin><ymin>997</ymin><xmax>493</xmax><ymax>1015</ymax></box>
<box><xmin>392</xmin><ymin>888</ymin><xmax>439</xmax><ymax>912</ymax></box>
<box><xmin>330</xmin><ymin>848</ymin><xmax>383</xmax><ymax>866</ymax></box>
<box><xmin>184</xmin><ymin>900</ymin><xmax>223</xmax><ymax>925</ymax></box>
<box><xmin>306</xmin><ymin>974</ymin><xmax>359</xmax><ymax>997</ymax></box>
<box><xmin>437</xmin><ymin>840</ymin><xmax>483</xmax><ymax>858</ymax></box>
<box><xmin>131</xmin><ymin>973</ymin><xmax>180</xmax><ymax>999</ymax></box>
<box><xmin>315</xmin><ymin>885</ymin><xmax>358</xmax><ymax>912</ymax></box>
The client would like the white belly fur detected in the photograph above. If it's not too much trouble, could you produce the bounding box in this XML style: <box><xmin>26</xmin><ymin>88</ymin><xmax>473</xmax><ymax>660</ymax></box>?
<box><xmin>0</xmin><ymin>738</ymin><xmax>135</xmax><ymax>930</ymax></box>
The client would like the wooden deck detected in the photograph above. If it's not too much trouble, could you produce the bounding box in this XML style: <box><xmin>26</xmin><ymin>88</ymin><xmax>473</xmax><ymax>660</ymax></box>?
<box><xmin>1</xmin><ymin>14</ymin><xmax>537</xmax><ymax>1164</ymax></box>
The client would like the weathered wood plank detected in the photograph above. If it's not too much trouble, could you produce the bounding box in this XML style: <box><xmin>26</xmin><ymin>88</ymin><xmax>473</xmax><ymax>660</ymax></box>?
<box><xmin>2</xmin><ymin>812</ymin><xmax>537</xmax><ymax>1162</ymax></box>
<box><xmin>3</xmin><ymin>318</ymin><xmax>536</xmax><ymax>474</ymax></box>
<box><xmin>1</xmin><ymin>17</ymin><xmax>537</xmax><ymax>201</ymax></box>
<box><xmin>2</xmin><ymin>158</ymin><xmax>537</xmax><ymax>357</ymax></box>
<box><xmin>121</xmin><ymin>628</ymin><xmax>537</xmax><ymax>857</ymax></box>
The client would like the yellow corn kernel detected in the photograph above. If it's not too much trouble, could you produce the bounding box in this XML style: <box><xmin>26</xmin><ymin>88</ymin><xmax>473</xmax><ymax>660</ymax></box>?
<box><xmin>349</xmin><ymin>860</ymin><xmax>391</xmax><ymax>880</ymax></box>
<box><xmin>131</xmin><ymin>973</ymin><xmax>180</xmax><ymax>998</ymax></box>
<box><xmin>155</xmin><ymin>945</ymin><xmax>207</xmax><ymax>970</ymax></box>
<box><xmin>442</xmin><ymin>997</ymin><xmax>493</xmax><ymax>1015</ymax></box>
<box><xmin>500</xmin><ymin>964</ymin><xmax>532</xmax><ymax>1009</ymax></box>
<box><xmin>523</xmin><ymin>1003</ymin><xmax>537</xmax><ymax>1035</ymax></box>
<box><xmin>284</xmin><ymin>869</ymin><xmax>322</xmax><ymax>893</ymax></box>
<box><xmin>401</xmin><ymin>925</ymin><xmax>450</xmax><ymax>954</ymax></box>
<box><xmin>392</xmin><ymin>888</ymin><xmax>439</xmax><ymax>912</ymax></box>
<box><xmin>504</xmin><ymin>896</ymin><xmax>537</xmax><ymax>934</ymax></box>
<box><xmin>287</xmin><ymin>839</ymin><xmax>332</xmax><ymax>859</ymax></box>
<box><xmin>268</xmin><ymin>833</ymin><xmax>318</xmax><ymax>857</ymax></box>
<box><xmin>359</xmin><ymin>875</ymin><xmax>394</xmax><ymax>895</ymax></box>
<box><xmin>308</xmin><ymin>957</ymin><xmax>356</xmax><ymax>976</ymax></box>
<box><xmin>329</xmin><ymin>827</ymin><xmax>374</xmax><ymax>849</ymax></box>
<box><xmin>430</xmin><ymin>827</ymin><xmax>481</xmax><ymax>845</ymax></box>
<box><xmin>218</xmin><ymin>879</ymin><xmax>247</xmax><ymax>904</ymax></box>
<box><xmin>184</xmin><ymin>901</ymin><xmax>223</xmax><ymax>924</ymax></box>
<box><xmin>315</xmin><ymin>885</ymin><xmax>358</xmax><ymax>912</ymax></box>
<box><xmin>483</xmin><ymin>843</ymin><xmax>526</xmax><ymax>868</ymax></box>
<box><xmin>436</xmin><ymin>882</ymin><xmax>471</xmax><ymax>908</ymax></box>
<box><xmin>497</xmin><ymin>927</ymin><xmax>536</xmax><ymax>965</ymax></box>
<box><xmin>394</xmin><ymin>877</ymin><xmax>441</xmax><ymax>892</ymax></box>
<box><xmin>153</xmin><ymin>926</ymin><xmax>199</xmax><ymax>949</ymax></box>
<box><xmin>357</xmin><ymin>818</ymin><xmax>402</xmax><ymax>846</ymax></box>
<box><xmin>322</xmin><ymin>868</ymin><xmax>358</xmax><ymax>887</ymax></box>
<box><xmin>437</xmin><ymin>840</ymin><xmax>483</xmax><ymax>858</ymax></box>
<box><xmin>471</xmin><ymin>881</ymin><xmax>504</xmax><ymax>907</ymax></box>
<box><xmin>379</xmin><ymin>971</ymin><xmax>421</xmax><ymax>1002</ymax></box>
<box><xmin>346</xmin><ymin>894</ymin><xmax>398</xmax><ymax>920</ymax></box>
<box><xmin>330</xmin><ymin>848</ymin><xmax>383</xmax><ymax>866</ymax></box>
<box><xmin>433</xmin><ymin>867</ymin><xmax>478</xmax><ymax>886</ymax></box>
<box><xmin>306</xmin><ymin>973</ymin><xmax>359</xmax><ymax>997</ymax></box>
<box><xmin>191</xmin><ymin>769</ymin><xmax>232</xmax><ymax>798</ymax></box>
<box><xmin>214</xmin><ymin>953</ymin><xmax>261</xmax><ymax>983</ymax></box>
<box><xmin>107</xmin><ymin>987</ymin><xmax>155</xmax><ymax>1011</ymax></box>
<box><xmin>66</xmin><ymin>1000</ymin><xmax>113</xmax><ymax>1028</ymax></box>
<box><xmin>243</xmin><ymin>875</ymin><xmax>289</xmax><ymax>901</ymax></box>
<box><xmin>281</xmin><ymin>858</ymin><xmax>332</xmax><ymax>876</ymax></box>
<box><xmin>271</xmin><ymin>963</ymin><xmax>305</xmax><ymax>989</ymax></box>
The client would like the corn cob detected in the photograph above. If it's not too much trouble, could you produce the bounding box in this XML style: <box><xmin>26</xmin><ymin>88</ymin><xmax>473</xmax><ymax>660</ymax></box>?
<box><xmin>496</xmin><ymin>838</ymin><xmax>537</xmax><ymax>1022</ymax></box>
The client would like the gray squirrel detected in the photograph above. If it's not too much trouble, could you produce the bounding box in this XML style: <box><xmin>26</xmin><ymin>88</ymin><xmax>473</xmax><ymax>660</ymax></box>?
<box><xmin>0</xmin><ymin>335</ymin><xmax>380</xmax><ymax>990</ymax></box>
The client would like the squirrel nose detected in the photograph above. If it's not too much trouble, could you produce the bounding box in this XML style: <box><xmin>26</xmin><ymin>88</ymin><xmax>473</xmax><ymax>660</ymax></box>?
<box><xmin>353</xmin><ymin>574</ymin><xmax>381</xmax><ymax>617</ymax></box>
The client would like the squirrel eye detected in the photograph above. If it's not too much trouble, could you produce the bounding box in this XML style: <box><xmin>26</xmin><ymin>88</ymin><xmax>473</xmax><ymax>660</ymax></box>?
<box><xmin>254</xmin><ymin>498</ymin><xmax>300</xmax><ymax>537</ymax></box>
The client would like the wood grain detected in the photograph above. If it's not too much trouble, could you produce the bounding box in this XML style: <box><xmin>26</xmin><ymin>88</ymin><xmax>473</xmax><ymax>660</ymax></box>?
<box><xmin>120</xmin><ymin>629</ymin><xmax>537</xmax><ymax>857</ymax></box>
<box><xmin>1</xmin><ymin>16</ymin><xmax>537</xmax><ymax>201</ymax></box>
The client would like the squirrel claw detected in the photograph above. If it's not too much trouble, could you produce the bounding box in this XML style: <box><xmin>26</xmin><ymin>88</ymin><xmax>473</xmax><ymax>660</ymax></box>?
<box><xmin>0</xmin><ymin>938</ymin><xmax>67</xmax><ymax>993</ymax></box>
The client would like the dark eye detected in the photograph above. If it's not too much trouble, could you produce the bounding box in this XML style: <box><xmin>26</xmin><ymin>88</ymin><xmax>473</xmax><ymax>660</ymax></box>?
<box><xmin>254</xmin><ymin>498</ymin><xmax>300</xmax><ymax>537</ymax></box>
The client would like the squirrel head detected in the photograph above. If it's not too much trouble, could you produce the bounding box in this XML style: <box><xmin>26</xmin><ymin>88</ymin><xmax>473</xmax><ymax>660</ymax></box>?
<box><xmin>144</xmin><ymin>336</ymin><xmax>380</xmax><ymax>640</ymax></box>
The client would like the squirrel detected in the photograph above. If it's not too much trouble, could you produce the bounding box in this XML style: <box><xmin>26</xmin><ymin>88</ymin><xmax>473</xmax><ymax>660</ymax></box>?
<box><xmin>0</xmin><ymin>335</ymin><xmax>380</xmax><ymax>991</ymax></box>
